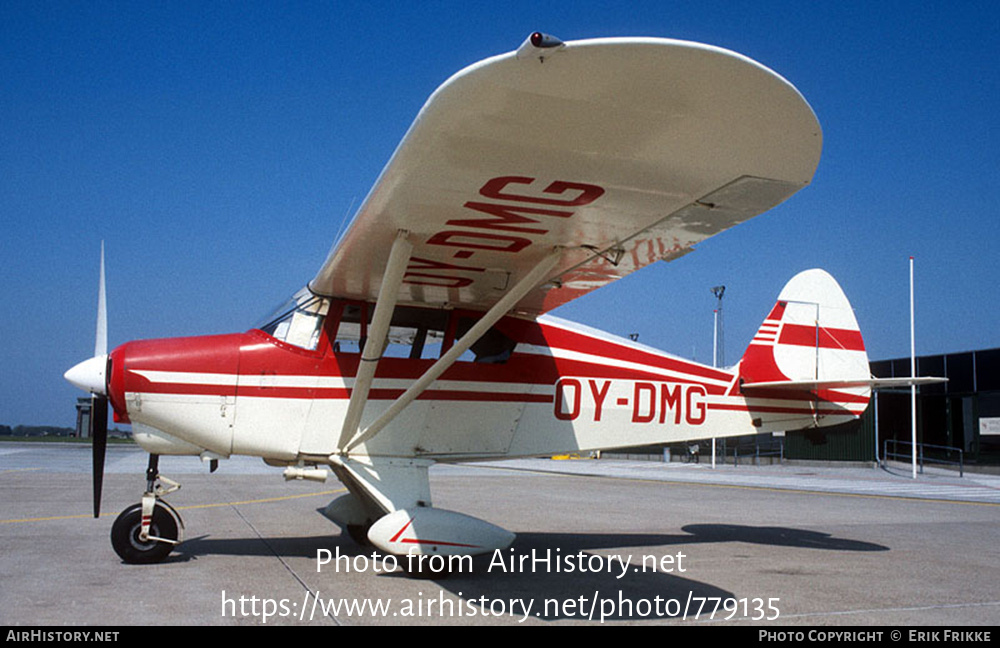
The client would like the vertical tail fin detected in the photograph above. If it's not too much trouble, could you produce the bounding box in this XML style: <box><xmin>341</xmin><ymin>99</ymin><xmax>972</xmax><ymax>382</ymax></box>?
<box><xmin>738</xmin><ymin>269</ymin><xmax>871</xmax><ymax>427</ymax></box>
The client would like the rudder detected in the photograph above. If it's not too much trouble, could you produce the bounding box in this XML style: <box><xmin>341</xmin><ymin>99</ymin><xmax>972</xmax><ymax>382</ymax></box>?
<box><xmin>738</xmin><ymin>269</ymin><xmax>871</xmax><ymax>428</ymax></box>
<box><xmin>741</xmin><ymin>269</ymin><xmax>869</xmax><ymax>384</ymax></box>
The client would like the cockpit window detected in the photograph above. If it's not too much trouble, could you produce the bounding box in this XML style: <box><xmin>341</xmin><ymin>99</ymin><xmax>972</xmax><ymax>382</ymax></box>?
<box><xmin>258</xmin><ymin>288</ymin><xmax>330</xmax><ymax>351</ymax></box>
<box><xmin>330</xmin><ymin>302</ymin><xmax>448</xmax><ymax>359</ymax></box>
<box><xmin>319</xmin><ymin>300</ymin><xmax>517</xmax><ymax>363</ymax></box>
<box><xmin>455</xmin><ymin>317</ymin><xmax>517</xmax><ymax>364</ymax></box>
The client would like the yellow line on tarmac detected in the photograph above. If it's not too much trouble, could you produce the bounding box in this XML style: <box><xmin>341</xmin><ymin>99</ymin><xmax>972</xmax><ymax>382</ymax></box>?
<box><xmin>0</xmin><ymin>488</ymin><xmax>346</xmax><ymax>524</ymax></box>
<box><xmin>172</xmin><ymin>488</ymin><xmax>346</xmax><ymax>511</ymax></box>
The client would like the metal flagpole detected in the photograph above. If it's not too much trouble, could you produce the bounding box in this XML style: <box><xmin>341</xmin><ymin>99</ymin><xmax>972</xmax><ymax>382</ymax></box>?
<box><xmin>910</xmin><ymin>256</ymin><xmax>917</xmax><ymax>479</ymax></box>
<box><xmin>874</xmin><ymin>390</ymin><xmax>880</xmax><ymax>468</ymax></box>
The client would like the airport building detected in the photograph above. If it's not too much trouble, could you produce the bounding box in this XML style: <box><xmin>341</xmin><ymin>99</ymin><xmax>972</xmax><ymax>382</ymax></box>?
<box><xmin>611</xmin><ymin>347</ymin><xmax>1000</xmax><ymax>470</ymax></box>
<box><xmin>74</xmin><ymin>397</ymin><xmax>93</xmax><ymax>439</ymax></box>
<box><xmin>762</xmin><ymin>347</ymin><xmax>1000</xmax><ymax>467</ymax></box>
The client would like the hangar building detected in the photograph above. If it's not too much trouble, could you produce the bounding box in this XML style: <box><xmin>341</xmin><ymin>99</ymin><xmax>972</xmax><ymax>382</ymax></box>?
<box><xmin>613</xmin><ymin>347</ymin><xmax>1000</xmax><ymax>470</ymax></box>
<box><xmin>785</xmin><ymin>347</ymin><xmax>1000</xmax><ymax>467</ymax></box>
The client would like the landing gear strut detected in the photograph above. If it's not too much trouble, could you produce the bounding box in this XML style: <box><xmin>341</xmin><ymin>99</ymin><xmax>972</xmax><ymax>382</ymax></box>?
<box><xmin>110</xmin><ymin>454</ymin><xmax>184</xmax><ymax>564</ymax></box>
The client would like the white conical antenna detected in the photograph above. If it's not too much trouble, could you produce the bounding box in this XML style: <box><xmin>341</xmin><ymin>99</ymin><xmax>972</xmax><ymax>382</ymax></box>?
<box><xmin>95</xmin><ymin>241</ymin><xmax>107</xmax><ymax>357</ymax></box>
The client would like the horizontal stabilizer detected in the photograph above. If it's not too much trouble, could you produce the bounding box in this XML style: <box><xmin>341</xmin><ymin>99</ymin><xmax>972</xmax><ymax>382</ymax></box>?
<box><xmin>742</xmin><ymin>376</ymin><xmax>948</xmax><ymax>392</ymax></box>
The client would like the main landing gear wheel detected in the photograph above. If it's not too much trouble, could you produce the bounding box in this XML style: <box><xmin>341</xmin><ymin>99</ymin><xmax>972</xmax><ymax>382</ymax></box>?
<box><xmin>110</xmin><ymin>502</ymin><xmax>179</xmax><ymax>564</ymax></box>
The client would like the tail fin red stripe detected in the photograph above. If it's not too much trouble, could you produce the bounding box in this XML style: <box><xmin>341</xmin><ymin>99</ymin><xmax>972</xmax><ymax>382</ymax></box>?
<box><xmin>777</xmin><ymin>324</ymin><xmax>865</xmax><ymax>352</ymax></box>
<box><xmin>766</xmin><ymin>301</ymin><xmax>787</xmax><ymax>321</ymax></box>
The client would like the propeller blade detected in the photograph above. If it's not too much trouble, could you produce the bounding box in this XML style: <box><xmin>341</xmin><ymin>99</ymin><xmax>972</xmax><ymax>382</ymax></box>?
<box><xmin>91</xmin><ymin>394</ymin><xmax>108</xmax><ymax>518</ymax></box>
<box><xmin>95</xmin><ymin>241</ymin><xmax>107</xmax><ymax>358</ymax></box>
<box><xmin>66</xmin><ymin>242</ymin><xmax>112</xmax><ymax>518</ymax></box>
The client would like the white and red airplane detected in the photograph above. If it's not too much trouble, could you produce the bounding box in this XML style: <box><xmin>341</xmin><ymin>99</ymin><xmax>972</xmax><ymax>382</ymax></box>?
<box><xmin>63</xmin><ymin>34</ymin><xmax>934</xmax><ymax>567</ymax></box>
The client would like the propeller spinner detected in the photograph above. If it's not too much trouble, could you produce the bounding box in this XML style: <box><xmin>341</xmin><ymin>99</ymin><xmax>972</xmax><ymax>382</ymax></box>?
<box><xmin>64</xmin><ymin>242</ymin><xmax>110</xmax><ymax>518</ymax></box>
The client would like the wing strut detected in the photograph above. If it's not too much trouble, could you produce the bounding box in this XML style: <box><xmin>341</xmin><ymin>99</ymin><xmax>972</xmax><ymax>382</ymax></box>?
<box><xmin>337</xmin><ymin>230</ymin><xmax>413</xmax><ymax>451</ymax></box>
<box><xmin>342</xmin><ymin>247</ymin><xmax>563</xmax><ymax>453</ymax></box>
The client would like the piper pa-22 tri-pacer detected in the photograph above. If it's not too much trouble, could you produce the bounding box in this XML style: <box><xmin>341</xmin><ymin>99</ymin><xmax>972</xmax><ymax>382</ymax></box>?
<box><xmin>64</xmin><ymin>33</ymin><xmax>936</xmax><ymax>567</ymax></box>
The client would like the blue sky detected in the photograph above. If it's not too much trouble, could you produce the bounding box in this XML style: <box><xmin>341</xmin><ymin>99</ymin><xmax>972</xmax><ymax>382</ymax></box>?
<box><xmin>2</xmin><ymin>1</ymin><xmax>997</xmax><ymax>427</ymax></box>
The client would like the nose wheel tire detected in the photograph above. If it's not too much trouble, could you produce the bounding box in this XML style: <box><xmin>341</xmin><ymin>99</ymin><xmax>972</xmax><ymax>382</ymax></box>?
<box><xmin>110</xmin><ymin>502</ymin><xmax>179</xmax><ymax>564</ymax></box>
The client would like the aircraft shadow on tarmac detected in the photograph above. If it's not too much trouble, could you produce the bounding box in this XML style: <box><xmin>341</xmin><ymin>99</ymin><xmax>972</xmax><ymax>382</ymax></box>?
<box><xmin>425</xmin><ymin>527</ymin><xmax>887</xmax><ymax>622</ymax></box>
<box><xmin>173</xmin><ymin>523</ymin><xmax>888</xmax><ymax>622</ymax></box>
<box><xmin>677</xmin><ymin>524</ymin><xmax>889</xmax><ymax>552</ymax></box>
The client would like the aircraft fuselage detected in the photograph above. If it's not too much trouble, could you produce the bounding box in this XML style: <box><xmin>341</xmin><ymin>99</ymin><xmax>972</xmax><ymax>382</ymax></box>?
<box><xmin>107</xmin><ymin>308</ymin><xmax>865</xmax><ymax>465</ymax></box>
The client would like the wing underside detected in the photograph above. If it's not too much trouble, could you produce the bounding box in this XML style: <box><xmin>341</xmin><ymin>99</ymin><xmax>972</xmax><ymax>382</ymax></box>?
<box><xmin>310</xmin><ymin>37</ymin><xmax>822</xmax><ymax>315</ymax></box>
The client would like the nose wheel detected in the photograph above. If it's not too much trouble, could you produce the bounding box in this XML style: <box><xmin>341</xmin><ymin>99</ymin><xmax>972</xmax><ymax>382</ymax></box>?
<box><xmin>110</xmin><ymin>454</ymin><xmax>184</xmax><ymax>564</ymax></box>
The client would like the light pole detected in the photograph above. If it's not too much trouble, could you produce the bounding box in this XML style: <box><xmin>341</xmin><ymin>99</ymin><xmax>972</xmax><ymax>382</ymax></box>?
<box><xmin>711</xmin><ymin>285</ymin><xmax>725</xmax><ymax>368</ymax></box>
<box><xmin>710</xmin><ymin>285</ymin><xmax>725</xmax><ymax>469</ymax></box>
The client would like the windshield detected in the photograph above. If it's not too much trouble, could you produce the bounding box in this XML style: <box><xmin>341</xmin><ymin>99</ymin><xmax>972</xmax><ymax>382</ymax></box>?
<box><xmin>256</xmin><ymin>287</ymin><xmax>330</xmax><ymax>351</ymax></box>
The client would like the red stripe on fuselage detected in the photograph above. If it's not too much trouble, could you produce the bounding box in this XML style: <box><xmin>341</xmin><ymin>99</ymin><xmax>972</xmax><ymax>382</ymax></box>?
<box><xmin>125</xmin><ymin>380</ymin><xmax>555</xmax><ymax>403</ymax></box>
<box><xmin>709</xmin><ymin>403</ymin><xmax>866</xmax><ymax>416</ymax></box>
<box><xmin>537</xmin><ymin>323</ymin><xmax>733</xmax><ymax>384</ymax></box>
<box><xmin>116</xmin><ymin>319</ymin><xmax>738</xmax><ymax>406</ymax></box>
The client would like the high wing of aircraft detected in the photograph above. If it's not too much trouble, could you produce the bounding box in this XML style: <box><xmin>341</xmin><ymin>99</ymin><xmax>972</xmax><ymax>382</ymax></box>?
<box><xmin>310</xmin><ymin>34</ymin><xmax>822</xmax><ymax>314</ymax></box>
<box><xmin>63</xmin><ymin>33</ymin><xmax>938</xmax><ymax>569</ymax></box>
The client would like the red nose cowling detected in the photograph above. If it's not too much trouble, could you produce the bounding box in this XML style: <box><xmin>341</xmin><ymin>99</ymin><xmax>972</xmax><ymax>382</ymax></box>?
<box><xmin>106</xmin><ymin>334</ymin><xmax>245</xmax><ymax>424</ymax></box>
